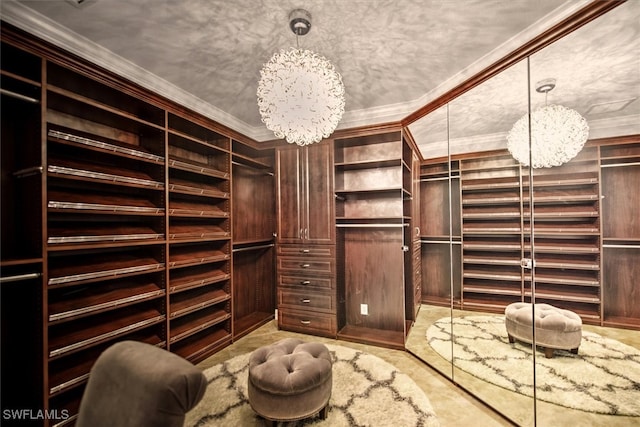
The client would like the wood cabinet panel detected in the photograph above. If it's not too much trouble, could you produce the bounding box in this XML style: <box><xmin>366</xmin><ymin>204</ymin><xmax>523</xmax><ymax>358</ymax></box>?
<box><xmin>277</xmin><ymin>257</ymin><xmax>335</xmax><ymax>276</ymax></box>
<box><xmin>278</xmin><ymin>308</ymin><xmax>337</xmax><ymax>336</ymax></box>
<box><xmin>278</xmin><ymin>287</ymin><xmax>335</xmax><ymax>313</ymax></box>
<box><xmin>602</xmin><ymin>165</ymin><xmax>640</xmax><ymax>239</ymax></box>
<box><xmin>342</xmin><ymin>228</ymin><xmax>405</xmax><ymax>332</ymax></box>
<box><xmin>276</xmin><ymin>147</ymin><xmax>302</xmax><ymax>242</ymax></box>
<box><xmin>276</xmin><ymin>142</ymin><xmax>334</xmax><ymax>244</ymax></box>
<box><xmin>603</xmin><ymin>247</ymin><xmax>640</xmax><ymax>323</ymax></box>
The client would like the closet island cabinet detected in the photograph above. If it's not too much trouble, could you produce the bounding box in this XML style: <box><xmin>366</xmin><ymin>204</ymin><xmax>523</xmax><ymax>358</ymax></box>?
<box><xmin>0</xmin><ymin>25</ymin><xmax>275</xmax><ymax>426</ymax></box>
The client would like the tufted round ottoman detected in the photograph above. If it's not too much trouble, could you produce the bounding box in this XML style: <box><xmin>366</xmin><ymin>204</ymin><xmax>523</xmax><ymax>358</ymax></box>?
<box><xmin>505</xmin><ymin>302</ymin><xmax>582</xmax><ymax>358</ymax></box>
<box><xmin>248</xmin><ymin>338</ymin><xmax>332</xmax><ymax>426</ymax></box>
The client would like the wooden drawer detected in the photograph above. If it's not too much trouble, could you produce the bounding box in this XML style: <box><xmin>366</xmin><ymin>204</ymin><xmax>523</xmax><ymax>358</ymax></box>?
<box><xmin>279</xmin><ymin>274</ymin><xmax>334</xmax><ymax>290</ymax></box>
<box><xmin>277</xmin><ymin>244</ymin><xmax>335</xmax><ymax>258</ymax></box>
<box><xmin>278</xmin><ymin>308</ymin><xmax>336</xmax><ymax>336</ymax></box>
<box><xmin>278</xmin><ymin>287</ymin><xmax>335</xmax><ymax>313</ymax></box>
<box><xmin>277</xmin><ymin>257</ymin><xmax>335</xmax><ymax>276</ymax></box>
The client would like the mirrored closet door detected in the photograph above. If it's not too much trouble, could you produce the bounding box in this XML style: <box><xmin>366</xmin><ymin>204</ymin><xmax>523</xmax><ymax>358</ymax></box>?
<box><xmin>406</xmin><ymin>1</ymin><xmax>639</xmax><ymax>426</ymax></box>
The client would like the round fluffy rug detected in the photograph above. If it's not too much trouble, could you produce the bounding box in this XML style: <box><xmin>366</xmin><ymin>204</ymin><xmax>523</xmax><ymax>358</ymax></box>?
<box><xmin>426</xmin><ymin>315</ymin><xmax>640</xmax><ymax>416</ymax></box>
<box><xmin>186</xmin><ymin>344</ymin><xmax>440</xmax><ymax>426</ymax></box>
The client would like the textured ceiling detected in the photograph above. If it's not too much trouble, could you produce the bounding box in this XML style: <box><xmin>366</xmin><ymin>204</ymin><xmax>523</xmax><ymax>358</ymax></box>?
<box><xmin>409</xmin><ymin>0</ymin><xmax>640</xmax><ymax>158</ymax></box>
<box><xmin>2</xmin><ymin>0</ymin><xmax>639</xmax><ymax>156</ymax></box>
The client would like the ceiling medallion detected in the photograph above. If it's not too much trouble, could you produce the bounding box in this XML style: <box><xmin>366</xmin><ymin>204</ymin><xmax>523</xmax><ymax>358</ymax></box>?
<box><xmin>507</xmin><ymin>78</ymin><xmax>589</xmax><ymax>168</ymax></box>
<box><xmin>257</xmin><ymin>9</ymin><xmax>345</xmax><ymax>146</ymax></box>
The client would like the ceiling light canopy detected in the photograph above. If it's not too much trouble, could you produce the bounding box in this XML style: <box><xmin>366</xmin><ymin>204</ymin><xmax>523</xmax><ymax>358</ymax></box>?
<box><xmin>507</xmin><ymin>78</ymin><xmax>589</xmax><ymax>168</ymax></box>
<box><xmin>257</xmin><ymin>9</ymin><xmax>345</xmax><ymax>146</ymax></box>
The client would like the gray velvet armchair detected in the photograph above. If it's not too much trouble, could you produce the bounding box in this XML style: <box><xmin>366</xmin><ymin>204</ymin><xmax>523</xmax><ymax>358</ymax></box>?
<box><xmin>76</xmin><ymin>340</ymin><xmax>207</xmax><ymax>427</ymax></box>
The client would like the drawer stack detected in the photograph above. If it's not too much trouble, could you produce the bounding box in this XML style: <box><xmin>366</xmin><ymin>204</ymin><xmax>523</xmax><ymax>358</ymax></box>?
<box><xmin>277</xmin><ymin>244</ymin><xmax>336</xmax><ymax>337</ymax></box>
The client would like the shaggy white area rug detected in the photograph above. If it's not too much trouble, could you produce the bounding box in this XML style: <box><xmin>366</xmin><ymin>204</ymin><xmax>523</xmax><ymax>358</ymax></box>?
<box><xmin>186</xmin><ymin>344</ymin><xmax>440</xmax><ymax>426</ymax></box>
<box><xmin>426</xmin><ymin>315</ymin><xmax>640</xmax><ymax>416</ymax></box>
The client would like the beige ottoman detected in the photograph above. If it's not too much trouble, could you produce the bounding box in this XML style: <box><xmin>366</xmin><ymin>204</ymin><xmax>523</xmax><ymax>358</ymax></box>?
<box><xmin>248</xmin><ymin>338</ymin><xmax>332</xmax><ymax>426</ymax></box>
<box><xmin>505</xmin><ymin>302</ymin><xmax>582</xmax><ymax>358</ymax></box>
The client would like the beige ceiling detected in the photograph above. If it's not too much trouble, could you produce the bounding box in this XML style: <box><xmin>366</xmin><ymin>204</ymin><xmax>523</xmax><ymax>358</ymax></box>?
<box><xmin>2</xmin><ymin>0</ymin><xmax>639</xmax><ymax>155</ymax></box>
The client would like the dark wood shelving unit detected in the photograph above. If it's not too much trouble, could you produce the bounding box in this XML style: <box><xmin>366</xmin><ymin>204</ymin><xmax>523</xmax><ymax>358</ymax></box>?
<box><xmin>458</xmin><ymin>149</ymin><xmax>603</xmax><ymax>319</ymax></box>
<box><xmin>276</xmin><ymin>141</ymin><xmax>336</xmax><ymax>338</ymax></box>
<box><xmin>1</xmin><ymin>28</ymin><xmax>260</xmax><ymax>423</ymax></box>
<box><xmin>333</xmin><ymin>129</ymin><xmax>415</xmax><ymax>348</ymax></box>
<box><xmin>419</xmin><ymin>158</ymin><xmax>462</xmax><ymax>308</ymax></box>
<box><xmin>231</xmin><ymin>140</ymin><xmax>276</xmax><ymax>339</ymax></box>
<box><xmin>167</xmin><ymin>112</ymin><xmax>232</xmax><ymax>360</ymax></box>
<box><xmin>599</xmin><ymin>139</ymin><xmax>640</xmax><ymax>329</ymax></box>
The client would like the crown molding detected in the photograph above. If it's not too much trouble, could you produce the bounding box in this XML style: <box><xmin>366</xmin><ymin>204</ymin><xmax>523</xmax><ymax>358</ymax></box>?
<box><xmin>1</xmin><ymin>0</ymin><xmax>264</xmax><ymax>139</ymax></box>
<box><xmin>0</xmin><ymin>0</ymin><xmax>595</xmax><ymax>143</ymax></box>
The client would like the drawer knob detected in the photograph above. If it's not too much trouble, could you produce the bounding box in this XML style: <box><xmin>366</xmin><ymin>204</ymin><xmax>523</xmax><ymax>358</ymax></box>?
<box><xmin>300</xmin><ymin>280</ymin><xmax>311</xmax><ymax>285</ymax></box>
<box><xmin>301</xmin><ymin>299</ymin><xmax>311</xmax><ymax>304</ymax></box>
<box><xmin>301</xmin><ymin>263</ymin><xmax>310</xmax><ymax>268</ymax></box>
<box><xmin>300</xmin><ymin>320</ymin><xmax>311</xmax><ymax>325</ymax></box>
<box><xmin>300</xmin><ymin>249</ymin><xmax>310</xmax><ymax>253</ymax></box>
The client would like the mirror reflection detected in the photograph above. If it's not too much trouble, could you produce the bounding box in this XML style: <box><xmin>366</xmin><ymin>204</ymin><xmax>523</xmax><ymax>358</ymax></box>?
<box><xmin>406</xmin><ymin>1</ymin><xmax>640</xmax><ymax>426</ymax></box>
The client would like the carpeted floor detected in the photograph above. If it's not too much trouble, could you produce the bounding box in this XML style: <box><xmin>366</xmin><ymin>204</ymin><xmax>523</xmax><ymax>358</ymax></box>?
<box><xmin>426</xmin><ymin>315</ymin><xmax>640</xmax><ymax>417</ymax></box>
<box><xmin>185</xmin><ymin>343</ymin><xmax>440</xmax><ymax>426</ymax></box>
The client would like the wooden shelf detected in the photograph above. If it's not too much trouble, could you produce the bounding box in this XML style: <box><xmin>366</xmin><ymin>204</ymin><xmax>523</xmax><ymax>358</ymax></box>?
<box><xmin>48</xmin><ymin>334</ymin><xmax>164</xmax><ymax>396</ymax></box>
<box><xmin>48</xmin><ymin>306</ymin><xmax>165</xmax><ymax>359</ymax></box>
<box><xmin>49</xmin><ymin>279</ymin><xmax>164</xmax><ymax>323</ymax></box>
<box><xmin>335</xmin><ymin>158</ymin><xmax>401</xmax><ymax>170</ymax></box>
<box><xmin>48</xmin><ymin>252</ymin><xmax>164</xmax><ymax>287</ymax></box>
<box><xmin>47</xmin><ymin>85</ymin><xmax>165</xmax><ymax>131</ymax></box>
<box><xmin>168</xmin><ymin>243</ymin><xmax>230</xmax><ymax>268</ymax></box>
<box><xmin>168</xmin><ymin>176</ymin><xmax>229</xmax><ymax>199</ymax></box>
<box><xmin>170</xmin><ymin>327</ymin><xmax>231</xmax><ymax>363</ymax></box>
<box><xmin>48</xmin><ymin>129</ymin><xmax>164</xmax><ymax>165</ymax></box>
<box><xmin>169</xmin><ymin>265</ymin><xmax>231</xmax><ymax>293</ymax></box>
<box><xmin>168</xmin><ymin>156</ymin><xmax>228</xmax><ymax>179</ymax></box>
<box><xmin>48</xmin><ymin>189</ymin><xmax>164</xmax><ymax>216</ymax></box>
<box><xmin>169</xmin><ymin>286</ymin><xmax>230</xmax><ymax>319</ymax></box>
<box><xmin>168</xmin><ymin>223</ymin><xmax>230</xmax><ymax>241</ymax></box>
<box><xmin>169</xmin><ymin>198</ymin><xmax>229</xmax><ymax>217</ymax></box>
<box><xmin>337</xmin><ymin>324</ymin><xmax>404</xmax><ymax>350</ymax></box>
<box><xmin>170</xmin><ymin>307</ymin><xmax>231</xmax><ymax>343</ymax></box>
<box><xmin>48</xmin><ymin>154</ymin><xmax>164</xmax><ymax>190</ymax></box>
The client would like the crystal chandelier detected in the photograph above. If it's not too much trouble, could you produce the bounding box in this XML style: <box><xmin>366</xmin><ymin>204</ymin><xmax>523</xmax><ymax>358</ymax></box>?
<box><xmin>507</xmin><ymin>79</ymin><xmax>589</xmax><ymax>168</ymax></box>
<box><xmin>257</xmin><ymin>9</ymin><xmax>345</xmax><ymax>146</ymax></box>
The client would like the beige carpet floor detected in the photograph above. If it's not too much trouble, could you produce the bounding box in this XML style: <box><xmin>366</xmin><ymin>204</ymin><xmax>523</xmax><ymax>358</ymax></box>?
<box><xmin>187</xmin><ymin>343</ymin><xmax>440</xmax><ymax>426</ymax></box>
<box><xmin>427</xmin><ymin>315</ymin><xmax>640</xmax><ymax>417</ymax></box>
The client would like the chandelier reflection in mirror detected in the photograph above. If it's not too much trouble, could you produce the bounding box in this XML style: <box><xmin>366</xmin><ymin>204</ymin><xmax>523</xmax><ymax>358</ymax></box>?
<box><xmin>507</xmin><ymin>78</ymin><xmax>589</xmax><ymax>168</ymax></box>
<box><xmin>257</xmin><ymin>9</ymin><xmax>345</xmax><ymax>146</ymax></box>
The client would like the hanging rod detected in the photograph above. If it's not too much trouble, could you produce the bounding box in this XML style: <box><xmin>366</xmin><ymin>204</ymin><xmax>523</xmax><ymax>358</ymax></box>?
<box><xmin>603</xmin><ymin>244</ymin><xmax>640</xmax><ymax>249</ymax></box>
<box><xmin>336</xmin><ymin>223</ymin><xmax>408</xmax><ymax>228</ymax></box>
<box><xmin>232</xmin><ymin>243</ymin><xmax>275</xmax><ymax>253</ymax></box>
<box><xmin>1</xmin><ymin>88</ymin><xmax>39</xmax><ymax>104</ymax></box>
<box><xmin>0</xmin><ymin>272</ymin><xmax>42</xmax><ymax>284</ymax></box>
<box><xmin>421</xmin><ymin>239</ymin><xmax>462</xmax><ymax>245</ymax></box>
<box><xmin>420</xmin><ymin>176</ymin><xmax>453</xmax><ymax>182</ymax></box>
<box><xmin>601</xmin><ymin>161</ymin><xmax>640</xmax><ymax>168</ymax></box>
<box><xmin>13</xmin><ymin>166</ymin><xmax>43</xmax><ymax>178</ymax></box>
<box><xmin>231</xmin><ymin>161</ymin><xmax>274</xmax><ymax>175</ymax></box>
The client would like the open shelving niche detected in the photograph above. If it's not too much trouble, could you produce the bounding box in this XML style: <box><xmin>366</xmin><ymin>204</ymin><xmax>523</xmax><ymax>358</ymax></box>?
<box><xmin>231</xmin><ymin>140</ymin><xmax>276</xmax><ymax>339</ymax></box>
<box><xmin>334</xmin><ymin>130</ymin><xmax>413</xmax><ymax>349</ymax></box>
<box><xmin>419</xmin><ymin>158</ymin><xmax>462</xmax><ymax>309</ymax></box>
<box><xmin>1</xmin><ymin>40</ymin><xmax>46</xmax><ymax>417</ymax></box>
<box><xmin>166</xmin><ymin>113</ymin><xmax>232</xmax><ymax>362</ymax></box>
<box><xmin>599</xmin><ymin>139</ymin><xmax>640</xmax><ymax>329</ymax></box>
